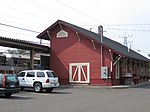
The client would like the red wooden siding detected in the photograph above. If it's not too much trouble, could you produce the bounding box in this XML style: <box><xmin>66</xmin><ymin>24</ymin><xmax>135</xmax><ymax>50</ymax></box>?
<box><xmin>49</xmin><ymin>24</ymin><xmax>115</xmax><ymax>85</ymax></box>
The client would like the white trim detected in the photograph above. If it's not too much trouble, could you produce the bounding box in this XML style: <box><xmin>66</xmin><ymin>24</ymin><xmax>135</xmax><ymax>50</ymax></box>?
<box><xmin>69</xmin><ymin>63</ymin><xmax>90</xmax><ymax>83</ymax></box>
<box><xmin>59</xmin><ymin>22</ymin><xmax>63</xmax><ymax>30</ymax></box>
<box><xmin>76</xmin><ymin>32</ymin><xmax>80</xmax><ymax>41</ymax></box>
<box><xmin>72</xmin><ymin>66</ymin><xmax>78</xmax><ymax>81</ymax></box>
<box><xmin>81</xmin><ymin>67</ymin><xmax>87</xmax><ymax>81</ymax></box>
<box><xmin>57</xmin><ymin>30</ymin><xmax>68</xmax><ymax>38</ymax></box>
<box><xmin>46</xmin><ymin>31</ymin><xmax>51</xmax><ymax>40</ymax></box>
<box><xmin>91</xmin><ymin>40</ymin><xmax>96</xmax><ymax>49</ymax></box>
<box><xmin>113</xmin><ymin>56</ymin><xmax>121</xmax><ymax>66</ymax></box>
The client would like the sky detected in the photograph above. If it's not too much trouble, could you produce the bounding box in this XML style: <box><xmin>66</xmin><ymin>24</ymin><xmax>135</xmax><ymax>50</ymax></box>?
<box><xmin>0</xmin><ymin>0</ymin><xmax>150</xmax><ymax>57</ymax></box>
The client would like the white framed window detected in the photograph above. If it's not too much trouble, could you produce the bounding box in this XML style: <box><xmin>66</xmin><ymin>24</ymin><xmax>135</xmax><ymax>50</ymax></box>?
<box><xmin>116</xmin><ymin>61</ymin><xmax>120</xmax><ymax>79</ymax></box>
<box><xmin>57</xmin><ymin>30</ymin><xmax>68</xmax><ymax>38</ymax></box>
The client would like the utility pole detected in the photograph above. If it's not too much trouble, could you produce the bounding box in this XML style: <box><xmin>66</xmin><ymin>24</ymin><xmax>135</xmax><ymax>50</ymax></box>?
<box><xmin>123</xmin><ymin>35</ymin><xmax>128</xmax><ymax>47</ymax></box>
<box><xmin>120</xmin><ymin>33</ymin><xmax>133</xmax><ymax>48</ymax></box>
<box><xmin>89</xmin><ymin>27</ymin><xmax>94</xmax><ymax>31</ymax></box>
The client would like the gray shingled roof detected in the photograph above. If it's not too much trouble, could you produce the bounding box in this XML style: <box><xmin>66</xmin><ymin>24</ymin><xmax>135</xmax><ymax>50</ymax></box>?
<box><xmin>37</xmin><ymin>20</ymin><xmax>150</xmax><ymax>62</ymax></box>
<box><xmin>0</xmin><ymin>36</ymin><xmax>50</xmax><ymax>53</ymax></box>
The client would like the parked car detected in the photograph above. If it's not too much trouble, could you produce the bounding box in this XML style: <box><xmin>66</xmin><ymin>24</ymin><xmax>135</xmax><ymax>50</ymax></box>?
<box><xmin>0</xmin><ymin>74</ymin><xmax>20</xmax><ymax>97</ymax></box>
<box><xmin>17</xmin><ymin>70</ymin><xmax>59</xmax><ymax>93</ymax></box>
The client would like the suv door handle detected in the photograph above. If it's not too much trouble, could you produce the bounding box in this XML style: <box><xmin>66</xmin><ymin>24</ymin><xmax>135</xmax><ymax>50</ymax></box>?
<box><xmin>33</xmin><ymin>79</ymin><xmax>35</xmax><ymax>80</ymax></box>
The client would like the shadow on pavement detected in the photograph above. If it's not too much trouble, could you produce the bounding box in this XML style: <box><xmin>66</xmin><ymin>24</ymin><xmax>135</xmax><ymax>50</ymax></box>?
<box><xmin>0</xmin><ymin>94</ymin><xmax>34</xmax><ymax>100</ymax></box>
<box><xmin>50</xmin><ymin>91</ymin><xmax>72</xmax><ymax>94</ymax></box>
<box><xmin>21</xmin><ymin>88</ymin><xmax>72</xmax><ymax>94</ymax></box>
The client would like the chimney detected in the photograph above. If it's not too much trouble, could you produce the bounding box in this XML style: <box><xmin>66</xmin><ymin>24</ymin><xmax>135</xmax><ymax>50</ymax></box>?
<box><xmin>98</xmin><ymin>25</ymin><xmax>103</xmax><ymax>43</ymax></box>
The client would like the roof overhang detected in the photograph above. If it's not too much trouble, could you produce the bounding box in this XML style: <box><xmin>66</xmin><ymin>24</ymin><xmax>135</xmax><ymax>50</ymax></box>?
<box><xmin>0</xmin><ymin>36</ymin><xmax>50</xmax><ymax>53</ymax></box>
<box><xmin>37</xmin><ymin>20</ymin><xmax>150</xmax><ymax>62</ymax></box>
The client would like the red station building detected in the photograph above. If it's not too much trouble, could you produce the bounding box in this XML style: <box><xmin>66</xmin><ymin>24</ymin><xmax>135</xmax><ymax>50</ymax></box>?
<box><xmin>37</xmin><ymin>20</ymin><xmax>150</xmax><ymax>86</ymax></box>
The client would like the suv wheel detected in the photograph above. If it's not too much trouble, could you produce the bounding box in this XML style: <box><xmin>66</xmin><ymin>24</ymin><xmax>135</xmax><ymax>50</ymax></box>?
<box><xmin>45</xmin><ymin>88</ymin><xmax>53</xmax><ymax>93</ymax></box>
<box><xmin>34</xmin><ymin>83</ymin><xmax>42</xmax><ymax>93</ymax></box>
<box><xmin>20</xmin><ymin>87</ymin><xmax>24</xmax><ymax>91</ymax></box>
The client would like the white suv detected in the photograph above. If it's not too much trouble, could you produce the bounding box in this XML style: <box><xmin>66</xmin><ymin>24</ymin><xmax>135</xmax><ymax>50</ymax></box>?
<box><xmin>17</xmin><ymin>70</ymin><xmax>59</xmax><ymax>93</ymax></box>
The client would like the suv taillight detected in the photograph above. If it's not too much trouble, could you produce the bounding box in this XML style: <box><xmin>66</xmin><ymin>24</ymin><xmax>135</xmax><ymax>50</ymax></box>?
<box><xmin>46</xmin><ymin>79</ymin><xmax>49</xmax><ymax>83</ymax></box>
<box><xmin>2</xmin><ymin>75</ymin><xmax>6</xmax><ymax>87</ymax></box>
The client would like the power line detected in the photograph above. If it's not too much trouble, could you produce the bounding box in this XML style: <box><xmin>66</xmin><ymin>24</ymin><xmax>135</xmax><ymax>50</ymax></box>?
<box><xmin>81</xmin><ymin>24</ymin><xmax>150</xmax><ymax>32</ymax></box>
<box><xmin>0</xmin><ymin>29</ymin><xmax>36</xmax><ymax>37</ymax></box>
<box><xmin>0</xmin><ymin>18</ymin><xmax>43</xmax><ymax>32</ymax></box>
<box><xmin>19</xmin><ymin>0</ymin><xmax>93</xmax><ymax>27</ymax></box>
<box><xmin>32</xmin><ymin>0</ymin><xmax>98</xmax><ymax>25</ymax></box>
<box><xmin>4</xmin><ymin>1</ymin><xmax>150</xmax><ymax>33</ymax></box>
<box><xmin>119</xmin><ymin>33</ymin><xmax>133</xmax><ymax>47</ymax></box>
<box><xmin>18</xmin><ymin>0</ymin><xmax>106</xmax><ymax>28</ymax></box>
<box><xmin>81</xmin><ymin>24</ymin><xmax>150</xmax><ymax>27</ymax></box>
<box><xmin>104</xmin><ymin>24</ymin><xmax>150</xmax><ymax>26</ymax></box>
<box><xmin>20</xmin><ymin>0</ymin><xmax>77</xmax><ymax>23</ymax></box>
<box><xmin>0</xmin><ymin>22</ymin><xmax>40</xmax><ymax>33</ymax></box>
<box><xmin>55</xmin><ymin>0</ymin><xmax>107</xmax><ymax>25</ymax></box>
<box><xmin>0</xmin><ymin>2</ymin><xmax>50</xmax><ymax>21</ymax></box>
<box><xmin>105</xmin><ymin>28</ymin><xmax>150</xmax><ymax>32</ymax></box>
<box><xmin>132</xmin><ymin>48</ymin><xmax>150</xmax><ymax>54</ymax></box>
<box><xmin>0</xmin><ymin>12</ymin><xmax>45</xmax><ymax>27</ymax></box>
<box><xmin>1</xmin><ymin>1</ymin><xmax>150</xmax><ymax>34</ymax></box>
<box><xmin>1</xmin><ymin>20</ymin><xmax>150</xmax><ymax>34</ymax></box>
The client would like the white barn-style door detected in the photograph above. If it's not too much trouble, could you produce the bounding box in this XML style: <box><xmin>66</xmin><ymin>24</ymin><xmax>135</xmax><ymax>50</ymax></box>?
<box><xmin>69</xmin><ymin>63</ymin><xmax>90</xmax><ymax>83</ymax></box>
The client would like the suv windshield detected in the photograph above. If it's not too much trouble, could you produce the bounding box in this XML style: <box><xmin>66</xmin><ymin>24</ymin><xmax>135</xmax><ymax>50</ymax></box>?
<box><xmin>46</xmin><ymin>71</ymin><xmax>57</xmax><ymax>77</ymax></box>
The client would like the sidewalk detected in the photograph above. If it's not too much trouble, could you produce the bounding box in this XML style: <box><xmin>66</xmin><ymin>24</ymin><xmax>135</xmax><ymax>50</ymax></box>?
<box><xmin>112</xmin><ymin>81</ymin><xmax>150</xmax><ymax>89</ymax></box>
<box><xmin>59</xmin><ymin>81</ymin><xmax>150</xmax><ymax>89</ymax></box>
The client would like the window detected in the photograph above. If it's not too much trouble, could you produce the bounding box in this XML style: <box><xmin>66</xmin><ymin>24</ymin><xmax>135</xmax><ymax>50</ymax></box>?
<box><xmin>18</xmin><ymin>72</ymin><xmax>26</xmax><ymax>77</ymax></box>
<box><xmin>116</xmin><ymin>61</ymin><xmax>120</xmax><ymax>79</ymax></box>
<box><xmin>26</xmin><ymin>72</ymin><xmax>35</xmax><ymax>77</ymax></box>
<box><xmin>57</xmin><ymin>30</ymin><xmax>68</xmax><ymax>38</ymax></box>
<box><xmin>37</xmin><ymin>72</ymin><xmax>45</xmax><ymax>77</ymax></box>
<box><xmin>6</xmin><ymin>75</ymin><xmax>18</xmax><ymax>82</ymax></box>
<box><xmin>46</xmin><ymin>72</ymin><xmax>56</xmax><ymax>77</ymax></box>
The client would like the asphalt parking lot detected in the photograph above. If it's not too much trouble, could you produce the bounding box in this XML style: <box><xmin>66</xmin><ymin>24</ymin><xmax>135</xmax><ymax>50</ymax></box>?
<box><xmin>1</xmin><ymin>85</ymin><xmax>150</xmax><ymax>112</ymax></box>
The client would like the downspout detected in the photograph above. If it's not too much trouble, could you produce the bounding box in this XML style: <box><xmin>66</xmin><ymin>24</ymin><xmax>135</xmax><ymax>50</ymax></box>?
<box><xmin>99</xmin><ymin>26</ymin><xmax>109</xmax><ymax>86</ymax></box>
<box><xmin>109</xmin><ymin>49</ymin><xmax>113</xmax><ymax>72</ymax></box>
<box><xmin>109</xmin><ymin>49</ymin><xmax>113</xmax><ymax>85</ymax></box>
<box><xmin>101</xmin><ymin>45</ymin><xmax>103</xmax><ymax>68</ymax></box>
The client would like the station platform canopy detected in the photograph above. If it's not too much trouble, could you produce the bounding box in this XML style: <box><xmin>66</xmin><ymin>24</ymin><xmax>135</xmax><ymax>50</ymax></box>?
<box><xmin>0</xmin><ymin>36</ymin><xmax>50</xmax><ymax>53</ymax></box>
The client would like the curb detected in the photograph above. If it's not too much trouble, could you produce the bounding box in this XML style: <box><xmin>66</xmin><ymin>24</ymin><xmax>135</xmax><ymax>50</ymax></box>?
<box><xmin>58</xmin><ymin>81</ymin><xmax>150</xmax><ymax>89</ymax></box>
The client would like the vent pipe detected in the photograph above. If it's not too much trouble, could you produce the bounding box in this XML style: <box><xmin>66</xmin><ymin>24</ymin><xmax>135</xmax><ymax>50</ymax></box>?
<box><xmin>98</xmin><ymin>25</ymin><xmax>103</xmax><ymax>43</ymax></box>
